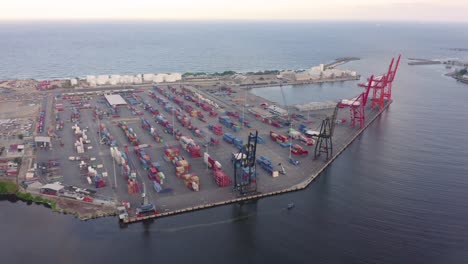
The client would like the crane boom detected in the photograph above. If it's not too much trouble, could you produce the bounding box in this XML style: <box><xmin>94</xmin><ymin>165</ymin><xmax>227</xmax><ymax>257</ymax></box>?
<box><xmin>279</xmin><ymin>84</ymin><xmax>289</xmax><ymax>119</ymax></box>
<box><xmin>330</xmin><ymin>103</ymin><xmax>339</xmax><ymax>137</ymax></box>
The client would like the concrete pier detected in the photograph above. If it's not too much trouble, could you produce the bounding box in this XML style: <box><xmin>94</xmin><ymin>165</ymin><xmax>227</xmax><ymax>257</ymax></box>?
<box><xmin>123</xmin><ymin>100</ymin><xmax>392</xmax><ymax>224</ymax></box>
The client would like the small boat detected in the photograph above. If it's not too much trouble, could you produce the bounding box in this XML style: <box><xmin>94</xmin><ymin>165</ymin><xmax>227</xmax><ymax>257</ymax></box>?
<box><xmin>287</xmin><ymin>203</ymin><xmax>295</xmax><ymax>210</ymax></box>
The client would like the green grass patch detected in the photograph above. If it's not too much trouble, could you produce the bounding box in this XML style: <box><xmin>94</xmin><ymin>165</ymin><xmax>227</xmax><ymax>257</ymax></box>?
<box><xmin>0</xmin><ymin>181</ymin><xmax>17</xmax><ymax>194</ymax></box>
<box><xmin>15</xmin><ymin>191</ymin><xmax>57</xmax><ymax>210</ymax></box>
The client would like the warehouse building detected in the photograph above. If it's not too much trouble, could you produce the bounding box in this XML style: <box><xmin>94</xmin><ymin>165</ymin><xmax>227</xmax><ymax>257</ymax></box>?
<box><xmin>104</xmin><ymin>94</ymin><xmax>127</xmax><ymax>106</ymax></box>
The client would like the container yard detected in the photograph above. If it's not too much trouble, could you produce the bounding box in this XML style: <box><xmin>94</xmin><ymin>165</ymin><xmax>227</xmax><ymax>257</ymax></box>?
<box><xmin>0</xmin><ymin>55</ymin><xmax>401</xmax><ymax>223</ymax></box>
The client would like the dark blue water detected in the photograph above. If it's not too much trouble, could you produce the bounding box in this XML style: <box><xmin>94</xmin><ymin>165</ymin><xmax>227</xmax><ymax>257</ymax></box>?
<box><xmin>1</xmin><ymin>22</ymin><xmax>468</xmax><ymax>264</ymax></box>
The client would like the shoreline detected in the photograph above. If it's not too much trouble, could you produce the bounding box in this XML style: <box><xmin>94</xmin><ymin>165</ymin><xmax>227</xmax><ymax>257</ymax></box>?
<box><xmin>0</xmin><ymin>180</ymin><xmax>117</xmax><ymax>220</ymax></box>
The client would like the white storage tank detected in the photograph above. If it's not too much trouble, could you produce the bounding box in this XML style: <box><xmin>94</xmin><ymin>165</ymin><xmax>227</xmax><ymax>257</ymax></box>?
<box><xmin>110</xmin><ymin>75</ymin><xmax>121</xmax><ymax>85</ymax></box>
<box><xmin>86</xmin><ymin>75</ymin><xmax>96</xmax><ymax>83</ymax></box>
<box><xmin>156</xmin><ymin>73</ymin><xmax>168</xmax><ymax>83</ymax></box>
<box><xmin>133</xmin><ymin>75</ymin><xmax>142</xmax><ymax>84</ymax></box>
<box><xmin>171</xmin><ymin>73</ymin><xmax>182</xmax><ymax>81</ymax></box>
<box><xmin>165</xmin><ymin>73</ymin><xmax>181</xmax><ymax>83</ymax></box>
<box><xmin>143</xmin><ymin>73</ymin><xmax>155</xmax><ymax>82</ymax></box>
<box><xmin>96</xmin><ymin>75</ymin><xmax>110</xmax><ymax>85</ymax></box>
<box><xmin>121</xmin><ymin>75</ymin><xmax>133</xmax><ymax>84</ymax></box>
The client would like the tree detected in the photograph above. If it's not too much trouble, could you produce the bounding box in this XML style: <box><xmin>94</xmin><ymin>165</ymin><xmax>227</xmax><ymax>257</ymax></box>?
<box><xmin>13</xmin><ymin>157</ymin><xmax>22</xmax><ymax>165</ymax></box>
<box><xmin>458</xmin><ymin>68</ymin><xmax>467</xmax><ymax>76</ymax></box>
<box><xmin>18</xmin><ymin>134</ymin><xmax>24</xmax><ymax>140</ymax></box>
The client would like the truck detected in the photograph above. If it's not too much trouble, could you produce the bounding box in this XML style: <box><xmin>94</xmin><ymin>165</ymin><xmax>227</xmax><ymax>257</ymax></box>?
<box><xmin>218</xmin><ymin>116</ymin><xmax>232</xmax><ymax>128</ymax></box>
<box><xmin>208</xmin><ymin>124</ymin><xmax>223</xmax><ymax>136</ymax></box>
<box><xmin>203</xmin><ymin>152</ymin><xmax>222</xmax><ymax>170</ymax></box>
<box><xmin>148</xmin><ymin>165</ymin><xmax>165</xmax><ymax>184</ymax></box>
<box><xmin>299</xmin><ymin>134</ymin><xmax>314</xmax><ymax>146</ymax></box>
<box><xmin>233</xmin><ymin>138</ymin><xmax>243</xmax><ymax>150</ymax></box>
<box><xmin>291</xmin><ymin>144</ymin><xmax>309</xmax><ymax>155</ymax></box>
<box><xmin>270</xmin><ymin>131</ymin><xmax>288</xmax><ymax>143</ymax></box>
<box><xmin>179</xmin><ymin>136</ymin><xmax>202</xmax><ymax>158</ymax></box>
<box><xmin>136</xmin><ymin>204</ymin><xmax>158</xmax><ymax>218</ymax></box>
<box><xmin>256</xmin><ymin>156</ymin><xmax>279</xmax><ymax>177</ymax></box>
<box><xmin>223</xmin><ymin>133</ymin><xmax>236</xmax><ymax>144</ymax></box>
<box><xmin>225</xmin><ymin>111</ymin><xmax>239</xmax><ymax>118</ymax></box>
<box><xmin>135</xmin><ymin>147</ymin><xmax>151</xmax><ymax>170</ymax></box>
<box><xmin>287</xmin><ymin>128</ymin><xmax>302</xmax><ymax>139</ymax></box>
<box><xmin>200</xmin><ymin>102</ymin><xmax>212</xmax><ymax>112</ymax></box>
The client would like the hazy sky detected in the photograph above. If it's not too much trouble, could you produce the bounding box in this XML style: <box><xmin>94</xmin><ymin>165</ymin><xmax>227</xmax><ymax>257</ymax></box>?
<box><xmin>1</xmin><ymin>0</ymin><xmax>468</xmax><ymax>22</ymax></box>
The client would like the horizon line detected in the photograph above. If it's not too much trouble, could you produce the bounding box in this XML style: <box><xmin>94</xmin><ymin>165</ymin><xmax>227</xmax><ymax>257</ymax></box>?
<box><xmin>1</xmin><ymin>18</ymin><xmax>468</xmax><ymax>24</ymax></box>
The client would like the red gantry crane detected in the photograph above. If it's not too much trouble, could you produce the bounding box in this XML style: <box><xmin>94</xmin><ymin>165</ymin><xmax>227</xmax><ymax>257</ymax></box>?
<box><xmin>359</xmin><ymin>55</ymin><xmax>401</xmax><ymax>111</ymax></box>
<box><xmin>348</xmin><ymin>75</ymin><xmax>374</xmax><ymax>129</ymax></box>
<box><xmin>342</xmin><ymin>55</ymin><xmax>401</xmax><ymax>129</ymax></box>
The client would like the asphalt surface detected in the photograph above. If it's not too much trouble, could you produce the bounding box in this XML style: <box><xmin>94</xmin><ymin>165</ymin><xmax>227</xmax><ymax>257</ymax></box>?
<box><xmin>36</xmin><ymin>86</ymin><xmax>384</xmax><ymax>214</ymax></box>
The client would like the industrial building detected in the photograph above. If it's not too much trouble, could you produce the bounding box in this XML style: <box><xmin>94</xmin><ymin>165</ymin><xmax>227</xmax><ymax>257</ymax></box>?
<box><xmin>85</xmin><ymin>72</ymin><xmax>182</xmax><ymax>86</ymax></box>
<box><xmin>104</xmin><ymin>94</ymin><xmax>127</xmax><ymax>106</ymax></box>
<box><xmin>40</xmin><ymin>183</ymin><xmax>64</xmax><ymax>196</ymax></box>
<box><xmin>278</xmin><ymin>64</ymin><xmax>357</xmax><ymax>81</ymax></box>
<box><xmin>34</xmin><ymin>136</ymin><xmax>51</xmax><ymax>148</ymax></box>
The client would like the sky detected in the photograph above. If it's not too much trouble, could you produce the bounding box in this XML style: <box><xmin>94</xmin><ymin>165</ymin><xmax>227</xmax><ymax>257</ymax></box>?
<box><xmin>1</xmin><ymin>0</ymin><xmax>468</xmax><ymax>22</ymax></box>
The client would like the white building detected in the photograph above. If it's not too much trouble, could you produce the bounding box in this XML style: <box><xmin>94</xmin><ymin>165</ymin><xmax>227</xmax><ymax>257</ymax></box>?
<box><xmin>164</xmin><ymin>73</ymin><xmax>182</xmax><ymax>82</ymax></box>
<box><xmin>279</xmin><ymin>63</ymin><xmax>357</xmax><ymax>82</ymax></box>
<box><xmin>143</xmin><ymin>73</ymin><xmax>155</xmax><ymax>82</ymax></box>
<box><xmin>121</xmin><ymin>75</ymin><xmax>133</xmax><ymax>84</ymax></box>
<box><xmin>277</xmin><ymin>70</ymin><xmax>296</xmax><ymax>80</ymax></box>
<box><xmin>154</xmin><ymin>73</ymin><xmax>167</xmax><ymax>83</ymax></box>
<box><xmin>267</xmin><ymin>105</ymin><xmax>288</xmax><ymax>116</ymax></box>
<box><xmin>70</xmin><ymin>78</ymin><xmax>78</xmax><ymax>86</ymax></box>
<box><xmin>96</xmin><ymin>75</ymin><xmax>110</xmax><ymax>85</ymax></box>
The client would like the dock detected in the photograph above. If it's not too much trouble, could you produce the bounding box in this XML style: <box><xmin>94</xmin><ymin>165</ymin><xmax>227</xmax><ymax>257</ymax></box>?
<box><xmin>123</xmin><ymin>100</ymin><xmax>392</xmax><ymax>224</ymax></box>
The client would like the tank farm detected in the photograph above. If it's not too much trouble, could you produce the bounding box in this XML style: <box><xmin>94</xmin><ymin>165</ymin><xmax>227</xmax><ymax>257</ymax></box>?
<box><xmin>32</xmin><ymin>56</ymin><xmax>401</xmax><ymax>223</ymax></box>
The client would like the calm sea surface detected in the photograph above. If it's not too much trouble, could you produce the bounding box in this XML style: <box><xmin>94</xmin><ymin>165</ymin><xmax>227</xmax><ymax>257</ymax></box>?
<box><xmin>1</xmin><ymin>22</ymin><xmax>468</xmax><ymax>264</ymax></box>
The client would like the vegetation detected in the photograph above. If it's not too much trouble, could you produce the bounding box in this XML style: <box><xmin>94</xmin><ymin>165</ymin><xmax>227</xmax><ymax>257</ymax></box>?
<box><xmin>246</xmin><ymin>70</ymin><xmax>280</xmax><ymax>75</ymax></box>
<box><xmin>183</xmin><ymin>69</ymin><xmax>283</xmax><ymax>78</ymax></box>
<box><xmin>18</xmin><ymin>133</ymin><xmax>24</xmax><ymax>140</ymax></box>
<box><xmin>0</xmin><ymin>181</ymin><xmax>17</xmax><ymax>194</ymax></box>
<box><xmin>212</xmin><ymin>71</ymin><xmax>237</xmax><ymax>76</ymax></box>
<box><xmin>15</xmin><ymin>191</ymin><xmax>57</xmax><ymax>210</ymax></box>
<box><xmin>182</xmin><ymin>72</ymin><xmax>208</xmax><ymax>77</ymax></box>
<box><xmin>13</xmin><ymin>157</ymin><xmax>22</xmax><ymax>165</ymax></box>
<box><xmin>183</xmin><ymin>70</ymin><xmax>237</xmax><ymax>77</ymax></box>
<box><xmin>457</xmin><ymin>68</ymin><xmax>467</xmax><ymax>76</ymax></box>
<box><xmin>0</xmin><ymin>181</ymin><xmax>56</xmax><ymax>209</ymax></box>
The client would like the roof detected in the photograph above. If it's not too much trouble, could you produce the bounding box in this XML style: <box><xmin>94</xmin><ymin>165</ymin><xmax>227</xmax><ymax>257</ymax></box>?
<box><xmin>40</xmin><ymin>183</ymin><xmax>64</xmax><ymax>192</ymax></box>
<box><xmin>35</xmin><ymin>136</ymin><xmax>51</xmax><ymax>143</ymax></box>
<box><xmin>104</xmin><ymin>94</ymin><xmax>127</xmax><ymax>106</ymax></box>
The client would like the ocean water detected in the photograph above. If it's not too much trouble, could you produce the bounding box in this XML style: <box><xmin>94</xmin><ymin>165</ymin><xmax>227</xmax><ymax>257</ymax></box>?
<box><xmin>1</xmin><ymin>21</ymin><xmax>468</xmax><ymax>264</ymax></box>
